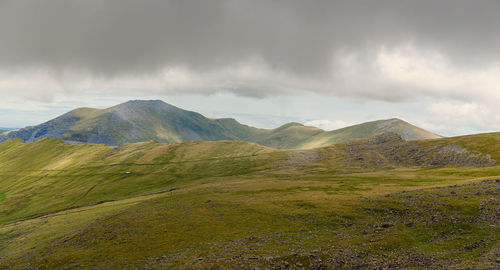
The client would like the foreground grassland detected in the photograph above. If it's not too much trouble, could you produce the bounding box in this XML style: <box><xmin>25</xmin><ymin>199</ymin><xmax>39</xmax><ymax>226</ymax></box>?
<box><xmin>0</xmin><ymin>133</ymin><xmax>499</xmax><ymax>269</ymax></box>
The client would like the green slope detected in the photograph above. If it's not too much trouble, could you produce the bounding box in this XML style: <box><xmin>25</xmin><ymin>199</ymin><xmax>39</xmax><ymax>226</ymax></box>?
<box><xmin>0</xmin><ymin>100</ymin><xmax>440</xmax><ymax>149</ymax></box>
<box><xmin>0</xmin><ymin>131</ymin><xmax>497</xmax><ymax>226</ymax></box>
<box><xmin>0</xmin><ymin>138</ymin><xmax>277</xmax><ymax>225</ymax></box>
<box><xmin>299</xmin><ymin>118</ymin><xmax>441</xmax><ymax>149</ymax></box>
<box><xmin>0</xmin><ymin>132</ymin><xmax>499</xmax><ymax>268</ymax></box>
<box><xmin>7</xmin><ymin>180</ymin><xmax>497</xmax><ymax>269</ymax></box>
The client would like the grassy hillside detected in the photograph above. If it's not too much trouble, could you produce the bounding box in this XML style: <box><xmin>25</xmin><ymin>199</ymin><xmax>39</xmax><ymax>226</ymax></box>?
<box><xmin>0</xmin><ymin>100</ymin><xmax>440</xmax><ymax>149</ymax></box>
<box><xmin>6</xmin><ymin>180</ymin><xmax>497</xmax><ymax>269</ymax></box>
<box><xmin>0</xmin><ymin>132</ymin><xmax>498</xmax><ymax>226</ymax></box>
<box><xmin>0</xmin><ymin>132</ymin><xmax>498</xmax><ymax>269</ymax></box>
<box><xmin>419</xmin><ymin>132</ymin><xmax>500</xmax><ymax>162</ymax></box>
<box><xmin>0</xmin><ymin>138</ymin><xmax>277</xmax><ymax>225</ymax></box>
<box><xmin>300</xmin><ymin>118</ymin><xmax>441</xmax><ymax>149</ymax></box>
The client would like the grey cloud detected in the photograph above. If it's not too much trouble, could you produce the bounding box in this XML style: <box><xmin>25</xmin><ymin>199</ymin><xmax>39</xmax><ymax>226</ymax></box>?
<box><xmin>2</xmin><ymin>0</ymin><xmax>500</xmax><ymax>72</ymax></box>
<box><xmin>0</xmin><ymin>0</ymin><xmax>499</xmax><ymax>101</ymax></box>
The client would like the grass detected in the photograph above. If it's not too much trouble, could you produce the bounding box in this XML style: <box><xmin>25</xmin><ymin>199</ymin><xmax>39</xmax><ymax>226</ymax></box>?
<box><xmin>0</xmin><ymin>134</ymin><xmax>499</xmax><ymax>269</ymax></box>
<box><xmin>3</xmin><ymin>179</ymin><xmax>497</xmax><ymax>269</ymax></box>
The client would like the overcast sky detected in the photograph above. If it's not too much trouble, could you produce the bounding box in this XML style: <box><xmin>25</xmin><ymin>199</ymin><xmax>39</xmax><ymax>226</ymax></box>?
<box><xmin>1</xmin><ymin>0</ymin><xmax>500</xmax><ymax>136</ymax></box>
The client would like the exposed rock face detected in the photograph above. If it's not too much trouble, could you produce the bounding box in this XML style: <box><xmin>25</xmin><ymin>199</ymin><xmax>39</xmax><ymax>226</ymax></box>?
<box><xmin>0</xmin><ymin>116</ymin><xmax>119</xmax><ymax>145</ymax></box>
<box><xmin>0</xmin><ymin>115</ymin><xmax>81</xmax><ymax>143</ymax></box>
<box><xmin>344</xmin><ymin>132</ymin><xmax>494</xmax><ymax>168</ymax></box>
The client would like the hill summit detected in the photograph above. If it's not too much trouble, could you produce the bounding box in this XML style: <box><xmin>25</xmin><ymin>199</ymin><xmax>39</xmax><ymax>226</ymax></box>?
<box><xmin>0</xmin><ymin>100</ymin><xmax>440</xmax><ymax>148</ymax></box>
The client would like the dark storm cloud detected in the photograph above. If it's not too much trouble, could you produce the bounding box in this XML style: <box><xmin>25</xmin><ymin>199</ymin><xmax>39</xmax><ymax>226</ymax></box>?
<box><xmin>1</xmin><ymin>0</ymin><xmax>500</xmax><ymax>104</ymax></box>
<box><xmin>1</xmin><ymin>0</ymin><xmax>499</xmax><ymax>74</ymax></box>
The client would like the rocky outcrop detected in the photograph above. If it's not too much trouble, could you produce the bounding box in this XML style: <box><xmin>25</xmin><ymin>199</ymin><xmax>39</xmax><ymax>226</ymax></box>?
<box><xmin>344</xmin><ymin>132</ymin><xmax>494</xmax><ymax>168</ymax></box>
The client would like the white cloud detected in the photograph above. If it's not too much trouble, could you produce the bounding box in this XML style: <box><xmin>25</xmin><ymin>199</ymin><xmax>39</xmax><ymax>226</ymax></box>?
<box><xmin>423</xmin><ymin>101</ymin><xmax>500</xmax><ymax>135</ymax></box>
<box><xmin>330</xmin><ymin>45</ymin><xmax>500</xmax><ymax>102</ymax></box>
<box><xmin>375</xmin><ymin>46</ymin><xmax>500</xmax><ymax>100</ymax></box>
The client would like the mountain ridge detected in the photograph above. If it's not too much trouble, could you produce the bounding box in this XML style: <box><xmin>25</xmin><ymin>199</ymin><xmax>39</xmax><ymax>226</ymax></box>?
<box><xmin>0</xmin><ymin>100</ymin><xmax>441</xmax><ymax>149</ymax></box>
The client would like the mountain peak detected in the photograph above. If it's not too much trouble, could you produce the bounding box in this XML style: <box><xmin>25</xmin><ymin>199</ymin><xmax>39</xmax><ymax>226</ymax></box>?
<box><xmin>279</xmin><ymin>122</ymin><xmax>305</xmax><ymax>128</ymax></box>
<box><xmin>116</xmin><ymin>99</ymin><xmax>175</xmax><ymax>109</ymax></box>
<box><xmin>378</xmin><ymin>118</ymin><xmax>406</xmax><ymax>124</ymax></box>
<box><xmin>374</xmin><ymin>118</ymin><xmax>440</xmax><ymax>141</ymax></box>
<box><xmin>386</xmin><ymin>117</ymin><xmax>403</xmax><ymax>121</ymax></box>
<box><xmin>122</xmin><ymin>99</ymin><xmax>166</xmax><ymax>105</ymax></box>
<box><xmin>109</xmin><ymin>100</ymin><xmax>181</xmax><ymax>116</ymax></box>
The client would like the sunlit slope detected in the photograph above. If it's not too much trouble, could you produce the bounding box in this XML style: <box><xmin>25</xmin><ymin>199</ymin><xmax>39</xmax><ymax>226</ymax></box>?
<box><xmin>300</xmin><ymin>118</ymin><xmax>441</xmax><ymax>149</ymax></box>
<box><xmin>0</xmin><ymin>100</ymin><xmax>440</xmax><ymax>149</ymax></box>
<box><xmin>0</xmin><ymin>138</ymin><xmax>278</xmax><ymax>224</ymax></box>
<box><xmin>245</xmin><ymin>122</ymin><xmax>324</xmax><ymax>149</ymax></box>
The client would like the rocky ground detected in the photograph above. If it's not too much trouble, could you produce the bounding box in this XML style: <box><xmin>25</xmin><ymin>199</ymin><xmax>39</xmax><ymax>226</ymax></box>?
<box><xmin>344</xmin><ymin>132</ymin><xmax>495</xmax><ymax>169</ymax></box>
<box><xmin>143</xmin><ymin>180</ymin><xmax>499</xmax><ymax>269</ymax></box>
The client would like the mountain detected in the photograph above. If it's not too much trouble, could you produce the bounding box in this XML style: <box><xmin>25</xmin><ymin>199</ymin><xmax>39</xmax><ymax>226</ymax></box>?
<box><xmin>0</xmin><ymin>100</ymin><xmax>254</xmax><ymax>146</ymax></box>
<box><xmin>298</xmin><ymin>118</ymin><xmax>441</xmax><ymax>149</ymax></box>
<box><xmin>0</xmin><ymin>100</ymin><xmax>440</xmax><ymax>148</ymax></box>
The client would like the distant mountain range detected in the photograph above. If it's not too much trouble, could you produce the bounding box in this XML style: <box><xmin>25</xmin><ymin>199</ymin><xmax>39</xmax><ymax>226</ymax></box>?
<box><xmin>0</xmin><ymin>127</ymin><xmax>15</xmax><ymax>133</ymax></box>
<box><xmin>0</xmin><ymin>100</ymin><xmax>441</xmax><ymax>149</ymax></box>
